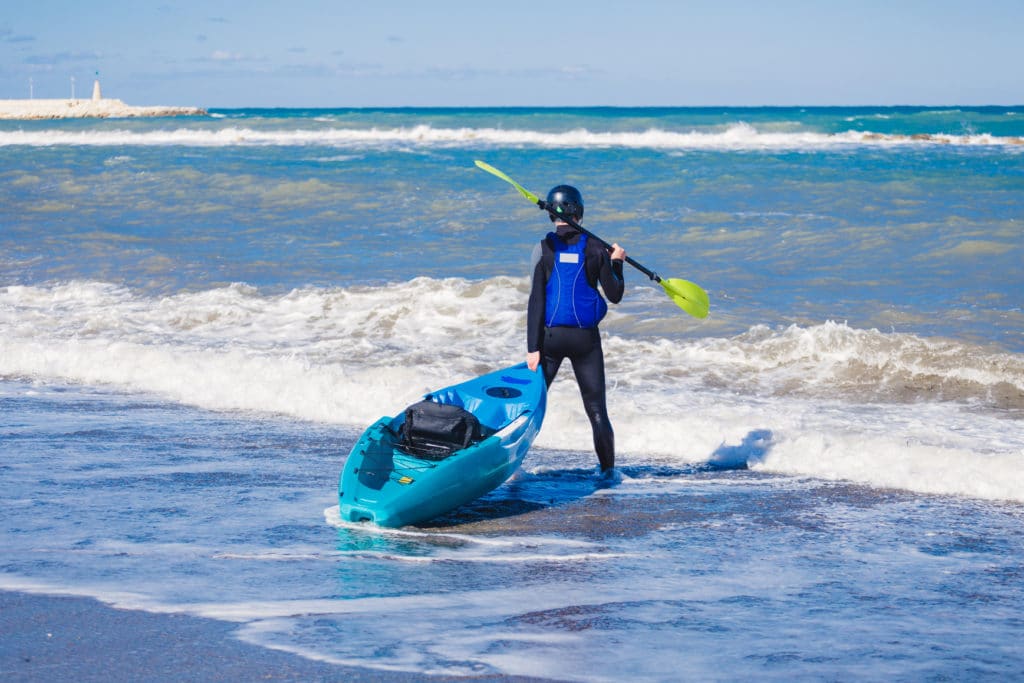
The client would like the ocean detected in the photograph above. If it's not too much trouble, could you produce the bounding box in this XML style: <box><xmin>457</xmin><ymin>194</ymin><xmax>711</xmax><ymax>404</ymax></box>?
<box><xmin>2</xmin><ymin>106</ymin><xmax>1023</xmax><ymax>680</ymax></box>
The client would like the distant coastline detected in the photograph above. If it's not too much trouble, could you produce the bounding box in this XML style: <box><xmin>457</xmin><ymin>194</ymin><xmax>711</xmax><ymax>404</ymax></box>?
<box><xmin>0</xmin><ymin>98</ymin><xmax>206</xmax><ymax>120</ymax></box>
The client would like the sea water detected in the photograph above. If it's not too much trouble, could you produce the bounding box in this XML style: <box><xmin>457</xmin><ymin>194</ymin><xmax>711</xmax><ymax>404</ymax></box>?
<box><xmin>2</xmin><ymin>107</ymin><xmax>1023</xmax><ymax>679</ymax></box>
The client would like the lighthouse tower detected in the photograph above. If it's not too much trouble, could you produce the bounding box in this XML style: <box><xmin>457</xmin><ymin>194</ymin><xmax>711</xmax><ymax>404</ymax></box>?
<box><xmin>92</xmin><ymin>72</ymin><xmax>102</xmax><ymax>101</ymax></box>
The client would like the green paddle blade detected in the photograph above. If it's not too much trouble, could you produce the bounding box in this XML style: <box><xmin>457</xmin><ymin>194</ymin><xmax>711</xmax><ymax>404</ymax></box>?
<box><xmin>474</xmin><ymin>160</ymin><xmax>541</xmax><ymax>204</ymax></box>
<box><xmin>660</xmin><ymin>278</ymin><xmax>710</xmax><ymax>319</ymax></box>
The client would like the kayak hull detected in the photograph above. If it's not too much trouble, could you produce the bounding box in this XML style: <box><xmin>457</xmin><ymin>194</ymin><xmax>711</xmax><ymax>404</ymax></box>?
<box><xmin>338</xmin><ymin>363</ymin><xmax>546</xmax><ymax>528</ymax></box>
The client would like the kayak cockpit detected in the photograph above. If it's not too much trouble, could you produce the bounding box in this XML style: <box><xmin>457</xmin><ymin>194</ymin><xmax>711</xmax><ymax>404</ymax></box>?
<box><xmin>394</xmin><ymin>373</ymin><xmax>536</xmax><ymax>460</ymax></box>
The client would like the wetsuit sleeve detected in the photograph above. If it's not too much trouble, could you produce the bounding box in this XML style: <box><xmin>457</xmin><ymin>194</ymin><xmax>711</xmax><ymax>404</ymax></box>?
<box><xmin>526</xmin><ymin>242</ymin><xmax>546</xmax><ymax>353</ymax></box>
<box><xmin>591</xmin><ymin>244</ymin><xmax>625</xmax><ymax>304</ymax></box>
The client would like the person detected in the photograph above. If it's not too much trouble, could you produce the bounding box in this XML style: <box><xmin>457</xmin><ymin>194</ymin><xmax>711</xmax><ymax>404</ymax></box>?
<box><xmin>526</xmin><ymin>184</ymin><xmax>626</xmax><ymax>475</ymax></box>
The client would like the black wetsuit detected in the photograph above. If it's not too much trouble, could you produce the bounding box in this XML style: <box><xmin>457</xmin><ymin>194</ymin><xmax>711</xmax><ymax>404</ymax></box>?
<box><xmin>527</xmin><ymin>224</ymin><xmax>625</xmax><ymax>472</ymax></box>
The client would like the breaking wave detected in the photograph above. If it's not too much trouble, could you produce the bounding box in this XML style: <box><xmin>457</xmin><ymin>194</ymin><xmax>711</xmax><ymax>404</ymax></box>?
<box><xmin>2</xmin><ymin>123</ymin><xmax>1023</xmax><ymax>150</ymax></box>
<box><xmin>2</xmin><ymin>279</ymin><xmax>1021</xmax><ymax>418</ymax></box>
<box><xmin>2</xmin><ymin>279</ymin><xmax>1023</xmax><ymax>502</ymax></box>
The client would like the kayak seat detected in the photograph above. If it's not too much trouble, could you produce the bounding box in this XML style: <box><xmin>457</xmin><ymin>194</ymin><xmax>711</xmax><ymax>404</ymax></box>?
<box><xmin>398</xmin><ymin>399</ymin><xmax>487</xmax><ymax>461</ymax></box>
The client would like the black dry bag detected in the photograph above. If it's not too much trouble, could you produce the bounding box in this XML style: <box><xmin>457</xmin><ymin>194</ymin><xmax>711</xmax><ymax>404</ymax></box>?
<box><xmin>399</xmin><ymin>400</ymin><xmax>482</xmax><ymax>460</ymax></box>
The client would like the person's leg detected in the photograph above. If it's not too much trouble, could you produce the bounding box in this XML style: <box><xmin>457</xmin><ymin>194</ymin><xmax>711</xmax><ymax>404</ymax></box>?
<box><xmin>567</xmin><ymin>329</ymin><xmax>615</xmax><ymax>472</ymax></box>
<box><xmin>540</xmin><ymin>328</ymin><xmax>566</xmax><ymax>388</ymax></box>
<box><xmin>540</xmin><ymin>352</ymin><xmax>563</xmax><ymax>388</ymax></box>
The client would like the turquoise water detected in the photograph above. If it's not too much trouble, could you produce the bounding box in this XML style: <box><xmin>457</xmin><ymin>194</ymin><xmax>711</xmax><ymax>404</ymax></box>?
<box><xmin>3</xmin><ymin>107</ymin><xmax>1021</xmax><ymax>347</ymax></box>
<box><xmin>2</xmin><ymin>107</ymin><xmax>1023</xmax><ymax>679</ymax></box>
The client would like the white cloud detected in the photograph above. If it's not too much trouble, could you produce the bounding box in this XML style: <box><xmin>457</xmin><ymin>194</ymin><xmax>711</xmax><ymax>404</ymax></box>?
<box><xmin>210</xmin><ymin>50</ymin><xmax>246</xmax><ymax>62</ymax></box>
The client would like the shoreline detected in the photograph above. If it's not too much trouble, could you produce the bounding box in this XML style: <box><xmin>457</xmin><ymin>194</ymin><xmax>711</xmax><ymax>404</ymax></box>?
<box><xmin>0</xmin><ymin>98</ymin><xmax>206</xmax><ymax>120</ymax></box>
<box><xmin>0</xmin><ymin>589</ymin><xmax>434</xmax><ymax>682</ymax></box>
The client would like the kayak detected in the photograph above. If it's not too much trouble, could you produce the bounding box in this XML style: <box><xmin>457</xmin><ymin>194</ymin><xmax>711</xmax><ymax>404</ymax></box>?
<box><xmin>338</xmin><ymin>363</ymin><xmax>547</xmax><ymax>527</ymax></box>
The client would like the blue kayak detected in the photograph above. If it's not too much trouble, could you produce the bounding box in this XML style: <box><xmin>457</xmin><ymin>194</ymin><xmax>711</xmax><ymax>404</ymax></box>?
<box><xmin>338</xmin><ymin>363</ymin><xmax>547</xmax><ymax>527</ymax></box>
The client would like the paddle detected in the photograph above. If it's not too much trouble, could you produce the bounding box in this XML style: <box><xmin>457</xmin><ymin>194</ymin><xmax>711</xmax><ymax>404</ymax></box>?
<box><xmin>474</xmin><ymin>160</ymin><xmax>710</xmax><ymax>319</ymax></box>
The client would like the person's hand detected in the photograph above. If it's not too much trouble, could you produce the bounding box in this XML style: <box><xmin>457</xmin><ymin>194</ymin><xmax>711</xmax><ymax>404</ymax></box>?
<box><xmin>527</xmin><ymin>351</ymin><xmax>541</xmax><ymax>371</ymax></box>
<box><xmin>609</xmin><ymin>243</ymin><xmax>626</xmax><ymax>261</ymax></box>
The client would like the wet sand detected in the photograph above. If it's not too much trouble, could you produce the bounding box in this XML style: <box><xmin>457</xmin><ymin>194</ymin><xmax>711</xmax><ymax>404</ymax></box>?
<box><xmin>0</xmin><ymin>590</ymin><xmax>429</xmax><ymax>682</ymax></box>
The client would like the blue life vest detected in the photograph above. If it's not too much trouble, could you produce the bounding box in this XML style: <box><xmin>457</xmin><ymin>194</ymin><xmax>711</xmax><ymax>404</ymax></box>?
<box><xmin>544</xmin><ymin>232</ymin><xmax>608</xmax><ymax>328</ymax></box>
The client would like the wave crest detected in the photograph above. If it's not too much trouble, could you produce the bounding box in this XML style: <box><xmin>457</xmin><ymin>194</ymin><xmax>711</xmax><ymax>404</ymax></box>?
<box><xmin>2</xmin><ymin>123</ymin><xmax>1022</xmax><ymax>150</ymax></box>
<box><xmin>613</xmin><ymin>321</ymin><xmax>1024</xmax><ymax>410</ymax></box>
<box><xmin>3</xmin><ymin>281</ymin><xmax>1021</xmax><ymax>419</ymax></box>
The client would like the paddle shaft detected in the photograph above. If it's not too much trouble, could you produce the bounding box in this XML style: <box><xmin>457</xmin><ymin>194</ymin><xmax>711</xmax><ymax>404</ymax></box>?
<box><xmin>474</xmin><ymin>159</ymin><xmax>708</xmax><ymax>318</ymax></box>
<box><xmin>539</xmin><ymin>203</ymin><xmax>663</xmax><ymax>283</ymax></box>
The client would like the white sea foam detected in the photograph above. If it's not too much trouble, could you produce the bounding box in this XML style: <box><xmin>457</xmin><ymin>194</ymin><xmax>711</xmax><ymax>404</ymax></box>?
<box><xmin>330</xmin><ymin>550</ymin><xmax>627</xmax><ymax>564</ymax></box>
<box><xmin>0</xmin><ymin>574</ymin><xmax>712</xmax><ymax>678</ymax></box>
<box><xmin>211</xmin><ymin>552</ymin><xmax>330</xmax><ymax>561</ymax></box>
<box><xmin>2</xmin><ymin>280</ymin><xmax>1023</xmax><ymax>503</ymax></box>
<box><xmin>1</xmin><ymin>123</ymin><xmax>1022</xmax><ymax>150</ymax></box>
<box><xmin>324</xmin><ymin>506</ymin><xmax>600</xmax><ymax>548</ymax></box>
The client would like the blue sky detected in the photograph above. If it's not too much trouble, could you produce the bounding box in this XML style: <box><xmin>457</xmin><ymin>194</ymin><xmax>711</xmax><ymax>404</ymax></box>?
<box><xmin>2</xmin><ymin>1</ymin><xmax>1022</xmax><ymax>107</ymax></box>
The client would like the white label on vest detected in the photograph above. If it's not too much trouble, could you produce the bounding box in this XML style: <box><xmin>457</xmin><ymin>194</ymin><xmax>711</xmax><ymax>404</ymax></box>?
<box><xmin>558</xmin><ymin>253</ymin><xmax>580</xmax><ymax>264</ymax></box>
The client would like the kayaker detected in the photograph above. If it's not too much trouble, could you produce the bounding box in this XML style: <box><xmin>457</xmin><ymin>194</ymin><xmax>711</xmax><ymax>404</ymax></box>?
<box><xmin>526</xmin><ymin>184</ymin><xmax>626</xmax><ymax>475</ymax></box>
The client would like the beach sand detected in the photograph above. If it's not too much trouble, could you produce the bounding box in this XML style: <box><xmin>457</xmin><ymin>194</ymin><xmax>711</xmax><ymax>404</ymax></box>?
<box><xmin>0</xmin><ymin>99</ymin><xmax>205</xmax><ymax>120</ymax></box>
<box><xmin>0</xmin><ymin>590</ymin><xmax>426</xmax><ymax>682</ymax></box>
